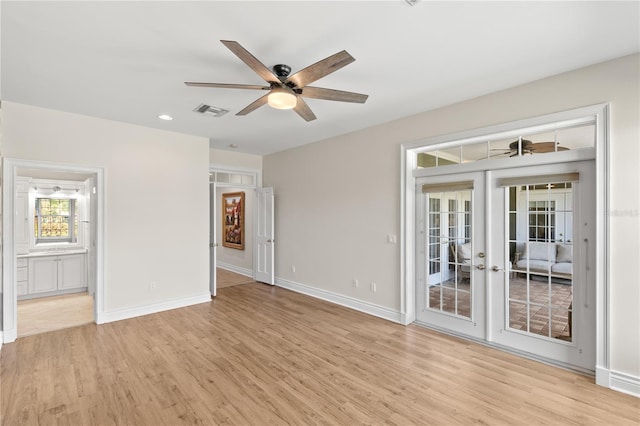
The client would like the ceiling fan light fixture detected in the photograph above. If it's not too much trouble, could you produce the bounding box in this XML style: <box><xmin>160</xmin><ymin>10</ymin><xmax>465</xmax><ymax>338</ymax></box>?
<box><xmin>268</xmin><ymin>87</ymin><xmax>297</xmax><ymax>110</ymax></box>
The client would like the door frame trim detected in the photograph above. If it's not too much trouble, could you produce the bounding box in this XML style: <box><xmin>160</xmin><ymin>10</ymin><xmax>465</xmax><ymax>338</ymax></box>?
<box><xmin>2</xmin><ymin>158</ymin><xmax>105</xmax><ymax>342</ymax></box>
<box><xmin>208</xmin><ymin>165</ymin><xmax>260</xmax><ymax>292</ymax></box>
<box><xmin>401</xmin><ymin>103</ymin><xmax>609</xmax><ymax>382</ymax></box>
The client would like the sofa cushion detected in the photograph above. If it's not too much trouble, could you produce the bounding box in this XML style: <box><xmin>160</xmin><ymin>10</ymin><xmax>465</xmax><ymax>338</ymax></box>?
<box><xmin>556</xmin><ymin>244</ymin><xmax>573</xmax><ymax>263</ymax></box>
<box><xmin>522</xmin><ymin>242</ymin><xmax>556</xmax><ymax>262</ymax></box>
<box><xmin>516</xmin><ymin>259</ymin><xmax>553</xmax><ymax>273</ymax></box>
<box><xmin>551</xmin><ymin>262</ymin><xmax>572</xmax><ymax>275</ymax></box>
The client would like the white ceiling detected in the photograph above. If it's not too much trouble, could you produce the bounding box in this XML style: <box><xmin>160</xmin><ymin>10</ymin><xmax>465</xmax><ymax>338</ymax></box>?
<box><xmin>2</xmin><ymin>1</ymin><xmax>638</xmax><ymax>156</ymax></box>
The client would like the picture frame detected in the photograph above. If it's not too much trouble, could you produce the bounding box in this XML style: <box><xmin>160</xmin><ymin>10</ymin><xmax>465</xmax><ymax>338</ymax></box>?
<box><xmin>222</xmin><ymin>191</ymin><xmax>245</xmax><ymax>250</ymax></box>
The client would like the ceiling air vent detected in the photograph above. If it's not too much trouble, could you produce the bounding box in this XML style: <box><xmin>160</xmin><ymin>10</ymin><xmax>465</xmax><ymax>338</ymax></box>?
<box><xmin>193</xmin><ymin>104</ymin><xmax>229</xmax><ymax>118</ymax></box>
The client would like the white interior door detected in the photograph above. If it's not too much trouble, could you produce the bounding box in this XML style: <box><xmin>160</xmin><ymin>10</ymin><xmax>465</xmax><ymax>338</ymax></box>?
<box><xmin>255</xmin><ymin>187</ymin><xmax>274</xmax><ymax>285</ymax></box>
<box><xmin>415</xmin><ymin>171</ymin><xmax>486</xmax><ymax>339</ymax></box>
<box><xmin>487</xmin><ymin>161</ymin><xmax>596</xmax><ymax>370</ymax></box>
<box><xmin>209</xmin><ymin>182</ymin><xmax>217</xmax><ymax>296</ymax></box>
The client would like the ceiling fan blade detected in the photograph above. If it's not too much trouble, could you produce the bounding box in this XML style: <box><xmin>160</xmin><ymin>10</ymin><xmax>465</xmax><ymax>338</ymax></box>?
<box><xmin>220</xmin><ymin>40</ymin><xmax>280</xmax><ymax>83</ymax></box>
<box><xmin>236</xmin><ymin>93</ymin><xmax>270</xmax><ymax>116</ymax></box>
<box><xmin>529</xmin><ymin>142</ymin><xmax>569</xmax><ymax>153</ymax></box>
<box><xmin>185</xmin><ymin>82</ymin><xmax>270</xmax><ymax>90</ymax></box>
<box><xmin>287</xmin><ymin>50</ymin><xmax>355</xmax><ymax>88</ymax></box>
<box><xmin>301</xmin><ymin>86</ymin><xmax>368</xmax><ymax>103</ymax></box>
<box><xmin>293</xmin><ymin>97</ymin><xmax>317</xmax><ymax>122</ymax></box>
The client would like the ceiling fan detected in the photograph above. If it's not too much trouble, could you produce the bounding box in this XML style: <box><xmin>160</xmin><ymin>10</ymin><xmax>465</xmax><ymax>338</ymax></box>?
<box><xmin>185</xmin><ymin>40</ymin><xmax>369</xmax><ymax>122</ymax></box>
<box><xmin>493</xmin><ymin>139</ymin><xmax>569</xmax><ymax>157</ymax></box>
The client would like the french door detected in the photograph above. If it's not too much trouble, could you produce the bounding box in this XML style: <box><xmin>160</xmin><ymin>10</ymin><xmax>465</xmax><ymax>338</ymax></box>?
<box><xmin>416</xmin><ymin>171</ymin><xmax>486</xmax><ymax>339</ymax></box>
<box><xmin>488</xmin><ymin>161</ymin><xmax>595</xmax><ymax>370</ymax></box>
<box><xmin>416</xmin><ymin>161</ymin><xmax>595</xmax><ymax>370</ymax></box>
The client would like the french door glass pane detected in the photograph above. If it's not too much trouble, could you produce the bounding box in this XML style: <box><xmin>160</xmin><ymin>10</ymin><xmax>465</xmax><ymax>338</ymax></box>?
<box><xmin>508</xmin><ymin>182</ymin><xmax>573</xmax><ymax>341</ymax></box>
<box><xmin>426</xmin><ymin>189</ymin><xmax>472</xmax><ymax>319</ymax></box>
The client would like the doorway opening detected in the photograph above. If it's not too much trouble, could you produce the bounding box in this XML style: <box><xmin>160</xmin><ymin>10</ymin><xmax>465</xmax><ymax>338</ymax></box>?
<box><xmin>3</xmin><ymin>159</ymin><xmax>104</xmax><ymax>343</ymax></box>
<box><xmin>209</xmin><ymin>167</ymin><xmax>260</xmax><ymax>297</ymax></box>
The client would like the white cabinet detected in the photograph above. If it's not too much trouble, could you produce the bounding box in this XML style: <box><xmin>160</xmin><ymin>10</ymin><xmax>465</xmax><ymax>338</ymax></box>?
<box><xmin>26</xmin><ymin>253</ymin><xmax>87</xmax><ymax>297</ymax></box>
<box><xmin>15</xmin><ymin>178</ymin><xmax>30</xmax><ymax>255</ymax></box>
<box><xmin>28</xmin><ymin>256</ymin><xmax>58</xmax><ymax>294</ymax></box>
<box><xmin>17</xmin><ymin>258</ymin><xmax>29</xmax><ymax>296</ymax></box>
<box><xmin>58</xmin><ymin>254</ymin><xmax>87</xmax><ymax>290</ymax></box>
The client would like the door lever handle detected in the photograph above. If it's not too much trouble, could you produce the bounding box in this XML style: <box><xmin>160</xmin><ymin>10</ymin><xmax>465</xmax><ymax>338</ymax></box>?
<box><xmin>476</xmin><ymin>264</ymin><xmax>485</xmax><ymax>270</ymax></box>
<box><xmin>492</xmin><ymin>266</ymin><xmax>503</xmax><ymax>272</ymax></box>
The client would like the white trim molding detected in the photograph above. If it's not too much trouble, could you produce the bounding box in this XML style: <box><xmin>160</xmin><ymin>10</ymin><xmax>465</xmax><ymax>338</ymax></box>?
<box><xmin>97</xmin><ymin>293</ymin><xmax>211</xmax><ymax>324</ymax></box>
<box><xmin>276</xmin><ymin>277</ymin><xmax>405</xmax><ymax>324</ymax></box>
<box><xmin>597</xmin><ymin>366</ymin><xmax>640</xmax><ymax>397</ymax></box>
<box><xmin>217</xmin><ymin>262</ymin><xmax>253</xmax><ymax>279</ymax></box>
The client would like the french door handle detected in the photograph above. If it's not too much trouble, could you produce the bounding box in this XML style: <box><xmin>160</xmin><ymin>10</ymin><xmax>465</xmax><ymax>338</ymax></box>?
<box><xmin>267</xmin><ymin>239</ymin><xmax>275</xmax><ymax>243</ymax></box>
<box><xmin>476</xmin><ymin>264</ymin><xmax>485</xmax><ymax>270</ymax></box>
<box><xmin>491</xmin><ymin>266</ymin><xmax>504</xmax><ymax>272</ymax></box>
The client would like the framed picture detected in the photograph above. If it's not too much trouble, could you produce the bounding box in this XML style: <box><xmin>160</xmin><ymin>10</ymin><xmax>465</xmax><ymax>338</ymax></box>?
<box><xmin>222</xmin><ymin>191</ymin><xmax>245</xmax><ymax>250</ymax></box>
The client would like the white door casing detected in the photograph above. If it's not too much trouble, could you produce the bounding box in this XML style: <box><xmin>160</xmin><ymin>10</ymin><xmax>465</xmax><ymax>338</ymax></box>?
<box><xmin>210</xmin><ymin>182</ymin><xmax>217</xmax><ymax>296</ymax></box>
<box><xmin>255</xmin><ymin>187</ymin><xmax>275</xmax><ymax>285</ymax></box>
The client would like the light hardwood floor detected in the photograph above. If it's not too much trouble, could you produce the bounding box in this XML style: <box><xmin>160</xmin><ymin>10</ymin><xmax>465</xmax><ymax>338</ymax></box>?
<box><xmin>17</xmin><ymin>292</ymin><xmax>94</xmax><ymax>338</ymax></box>
<box><xmin>2</xmin><ymin>282</ymin><xmax>638</xmax><ymax>425</ymax></box>
<box><xmin>216</xmin><ymin>268</ymin><xmax>254</xmax><ymax>289</ymax></box>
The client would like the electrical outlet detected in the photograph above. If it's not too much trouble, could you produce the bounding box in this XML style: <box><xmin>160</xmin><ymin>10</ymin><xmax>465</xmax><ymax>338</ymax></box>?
<box><xmin>151</xmin><ymin>281</ymin><xmax>157</xmax><ymax>290</ymax></box>
<box><xmin>370</xmin><ymin>282</ymin><xmax>377</xmax><ymax>293</ymax></box>
<box><xmin>291</xmin><ymin>265</ymin><xmax>296</xmax><ymax>273</ymax></box>
<box><xmin>353</xmin><ymin>279</ymin><xmax>359</xmax><ymax>288</ymax></box>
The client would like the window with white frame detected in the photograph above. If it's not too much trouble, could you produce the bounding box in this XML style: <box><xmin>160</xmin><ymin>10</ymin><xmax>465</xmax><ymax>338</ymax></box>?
<box><xmin>34</xmin><ymin>197</ymin><xmax>78</xmax><ymax>244</ymax></box>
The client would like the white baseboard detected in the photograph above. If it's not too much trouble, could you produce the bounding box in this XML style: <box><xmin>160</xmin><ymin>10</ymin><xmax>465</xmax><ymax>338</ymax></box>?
<box><xmin>275</xmin><ymin>277</ymin><xmax>403</xmax><ymax>324</ymax></box>
<box><xmin>611</xmin><ymin>371</ymin><xmax>640</xmax><ymax>397</ymax></box>
<box><xmin>597</xmin><ymin>366</ymin><xmax>640</xmax><ymax>397</ymax></box>
<box><xmin>97</xmin><ymin>293</ymin><xmax>211</xmax><ymax>324</ymax></box>
<box><xmin>217</xmin><ymin>262</ymin><xmax>253</xmax><ymax>279</ymax></box>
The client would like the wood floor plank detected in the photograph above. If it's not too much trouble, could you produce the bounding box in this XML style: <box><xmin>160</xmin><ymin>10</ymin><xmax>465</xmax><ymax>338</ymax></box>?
<box><xmin>2</xmin><ymin>282</ymin><xmax>639</xmax><ymax>425</ymax></box>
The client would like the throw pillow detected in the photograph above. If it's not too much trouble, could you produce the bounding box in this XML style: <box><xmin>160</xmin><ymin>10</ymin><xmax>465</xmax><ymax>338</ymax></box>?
<box><xmin>556</xmin><ymin>244</ymin><xmax>573</xmax><ymax>263</ymax></box>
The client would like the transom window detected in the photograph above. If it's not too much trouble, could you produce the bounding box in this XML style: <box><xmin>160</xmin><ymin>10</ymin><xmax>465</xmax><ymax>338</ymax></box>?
<box><xmin>416</xmin><ymin>120</ymin><xmax>595</xmax><ymax>168</ymax></box>
<box><xmin>34</xmin><ymin>198</ymin><xmax>78</xmax><ymax>243</ymax></box>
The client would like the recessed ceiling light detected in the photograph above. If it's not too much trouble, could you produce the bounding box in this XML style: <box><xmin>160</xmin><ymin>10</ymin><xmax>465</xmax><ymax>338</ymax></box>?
<box><xmin>158</xmin><ymin>114</ymin><xmax>173</xmax><ymax>121</ymax></box>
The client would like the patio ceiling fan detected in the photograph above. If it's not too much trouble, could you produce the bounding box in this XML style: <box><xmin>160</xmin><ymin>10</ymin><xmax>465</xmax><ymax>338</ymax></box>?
<box><xmin>493</xmin><ymin>139</ymin><xmax>569</xmax><ymax>157</ymax></box>
<box><xmin>185</xmin><ymin>40</ymin><xmax>369</xmax><ymax>122</ymax></box>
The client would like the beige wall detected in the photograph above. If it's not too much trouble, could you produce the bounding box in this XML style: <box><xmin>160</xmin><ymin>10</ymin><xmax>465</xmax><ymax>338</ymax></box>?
<box><xmin>264</xmin><ymin>54</ymin><xmax>640</xmax><ymax>378</ymax></box>
<box><xmin>1</xmin><ymin>102</ymin><xmax>210</xmax><ymax>313</ymax></box>
<box><xmin>210</xmin><ymin>148</ymin><xmax>262</xmax><ymax>173</ymax></box>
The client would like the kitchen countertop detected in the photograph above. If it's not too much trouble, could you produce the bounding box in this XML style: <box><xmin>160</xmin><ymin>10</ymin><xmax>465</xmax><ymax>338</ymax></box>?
<box><xmin>17</xmin><ymin>249</ymin><xmax>88</xmax><ymax>258</ymax></box>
